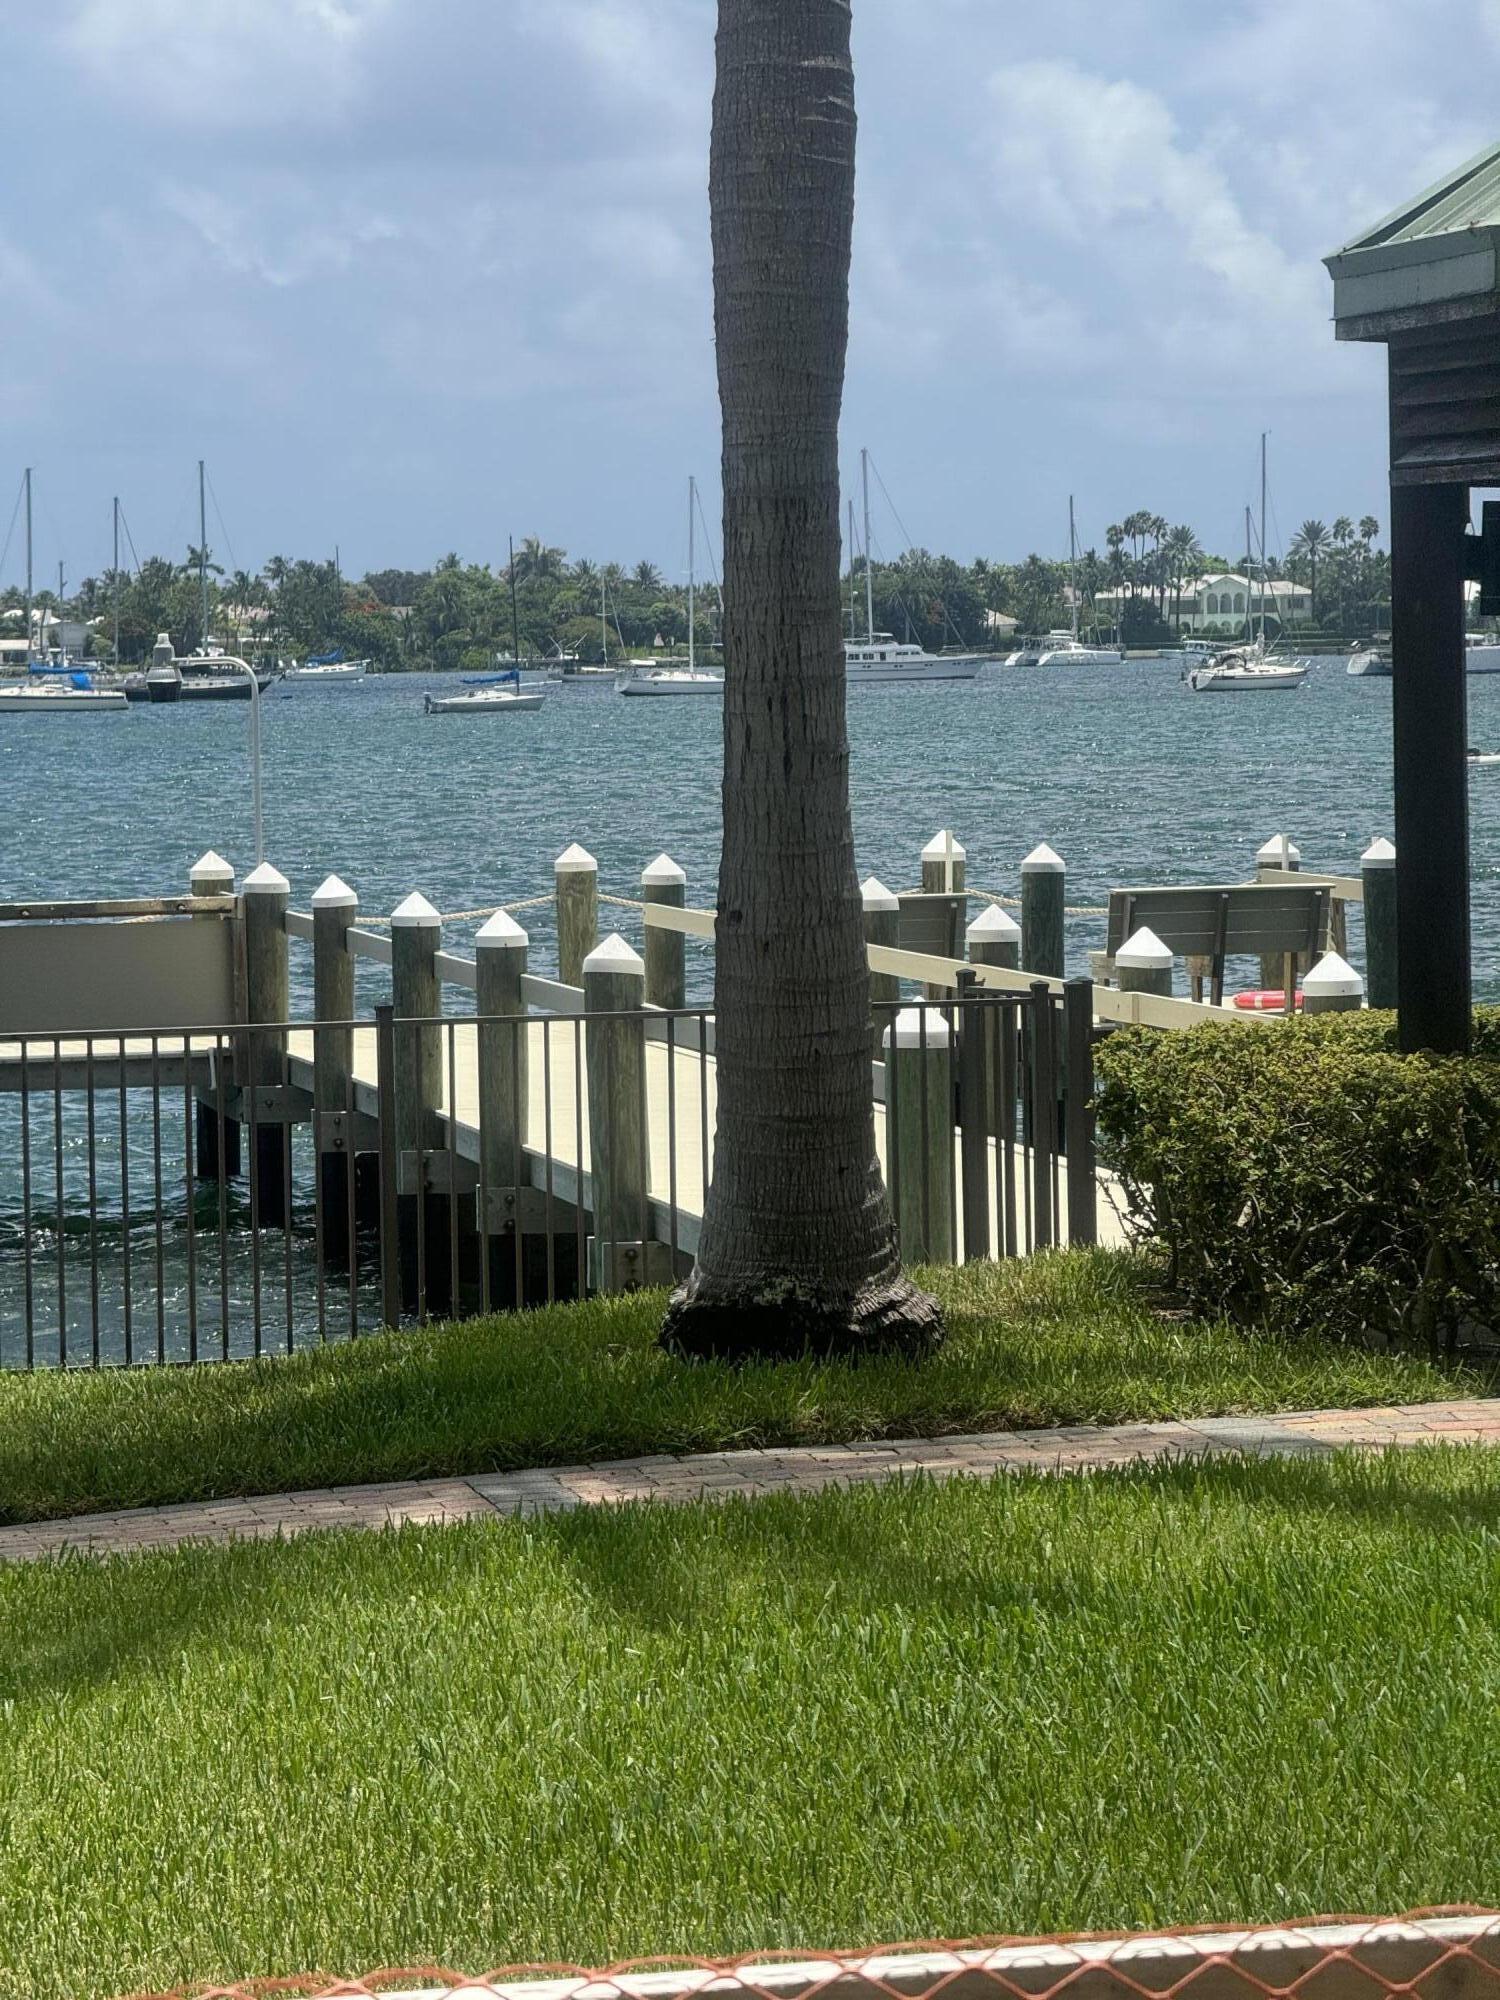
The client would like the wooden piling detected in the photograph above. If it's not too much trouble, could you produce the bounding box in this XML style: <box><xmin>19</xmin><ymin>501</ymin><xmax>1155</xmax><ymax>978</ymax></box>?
<box><xmin>884</xmin><ymin>1007</ymin><xmax>955</xmax><ymax>1264</ymax></box>
<box><xmin>921</xmin><ymin>829</ymin><xmax>966</xmax><ymax>894</ymax></box>
<box><xmin>1021</xmin><ymin>844</ymin><xmax>1066</xmax><ymax>979</ymax></box>
<box><xmin>1363</xmin><ymin>837</ymin><xmax>1398</xmax><ymax>1009</ymax></box>
<box><xmin>1256</xmin><ymin>834</ymin><xmax>1301</xmax><ymax>985</ymax></box>
<box><xmin>641</xmin><ymin>853</ymin><xmax>687</xmax><ymax>1010</ymax></box>
<box><xmin>968</xmin><ymin>904</ymin><xmax>1020</xmax><ymax>972</ymax></box>
<box><xmin>311</xmin><ymin>874</ymin><xmax>358</xmax><ymax>1263</ymax></box>
<box><xmin>242</xmin><ymin>860</ymin><xmax>290</xmax><ymax>1224</ymax></box>
<box><xmin>584</xmin><ymin>934</ymin><xmax>662</xmax><ymax>1292</ymax></box>
<box><xmin>862</xmin><ymin>876</ymin><xmax>900</xmax><ymax>1053</ymax></box>
<box><xmin>1116</xmin><ymin>925</ymin><xmax>1174</xmax><ymax>999</ymax></box>
<box><xmin>1303</xmin><ymin>951</ymin><xmax>1364</xmax><ymax>1016</ymax></box>
<box><xmin>476</xmin><ymin>909</ymin><xmax>529</xmax><ymax>1195</ymax></box>
<box><xmin>191</xmin><ymin>850</ymin><xmax>240</xmax><ymax>1182</ymax></box>
<box><xmin>555</xmin><ymin>843</ymin><xmax>598</xmax><ymax>989</ymax></box>
<box><xmin>390</xmin><ymin>891</ymin><xmax>446</xmax><ymax>1314</ymax></box>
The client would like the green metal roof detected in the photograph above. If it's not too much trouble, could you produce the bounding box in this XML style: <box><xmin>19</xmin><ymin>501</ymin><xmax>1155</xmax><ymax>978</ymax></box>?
<box><xmin>1326</xmin><ymin>141</ymin><xmax>1500</xmax><ymax>338</ymax></box>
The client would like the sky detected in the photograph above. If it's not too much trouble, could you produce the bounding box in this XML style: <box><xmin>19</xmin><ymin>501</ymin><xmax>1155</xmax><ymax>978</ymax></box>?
<box><xmin>2</xmin><ymin>0</ymin><xmax>1496</xmax><ymax>586</ymax></box>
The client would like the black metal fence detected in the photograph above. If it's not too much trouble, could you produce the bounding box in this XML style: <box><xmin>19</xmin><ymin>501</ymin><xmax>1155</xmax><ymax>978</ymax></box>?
<box><xmin>0</xmin><ymin>985</ymin><xmax>1095</xmax><ymax>1369</ymax></box>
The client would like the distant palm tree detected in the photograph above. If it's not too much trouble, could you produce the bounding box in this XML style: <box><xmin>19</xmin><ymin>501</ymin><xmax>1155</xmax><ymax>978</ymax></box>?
<box><xmin>571</xmin><ymin>557</ymin><xmax>600</xmax><ymax>589</ymax></box>
<box><xmin>181</xmin><ymin>544</ymin><xmax>223</xmax><ymax>578</ymax></box>
<box><xmin>1163</xmin><ymin>525</ymin><xmax>1203</xmax><ymax>629</ymax></box>
<box><xmin>1359</xmin><ymin>516</ymin><xmax>1380</xmax><ymax>546</ymax></box>
<box><xmin>1290</xmin><ymin>520</ymin><xmax>1332</xmax><ymax>622</ymax></box>
<box><xmin>633</xmin><ymin>559</ymin><xmax>664</xmax><ymax>591</ymax></box>
<box><xmin>512</xmin><ymin>537</ymin><xmax>566</xmax><ymax>582</ymax></box>
<box><xmin>1332</xmin><ymin>516</ymin><xmax>1353</xmax><ymax>545</ymax></box>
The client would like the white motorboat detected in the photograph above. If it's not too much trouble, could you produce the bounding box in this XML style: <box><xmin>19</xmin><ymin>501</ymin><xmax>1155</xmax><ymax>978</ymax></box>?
<box><xmin>844</xmin><ymin>635</ymin><xmax>984</xmax><ymax>683</ymax></box>
<box><xmin>618</xmin><ymin>662</ymin><xmax>724</xmax><ymax>695</ymax></box>
<box><xmin>1466</xmin><ymin>634</ymin><xmax>1500</xmax><ymax>673</ymax></box>
<box><xmin>425</xmin><ymin>670</ymin><xmax>544</xmax><ymax>715</ymax></box>
<box><xmin>1187</xmin><ymin>648</ymin><xmax>1308</xmax><ymax>692</ymax></box>
<box><xmin>1034</xmin><ymin>633</ymin><xmax>1124</xmax><ymax>667</ymax></box>
<box><xmin>1347</xmin><ymin>645</ymin><xmax>1392</xmax><ymax>678</ymax></box>
<box><xmin>283</xmin><ymin>654</ymin><xmax>368</xmax><ymax>683</ymax></box>
<box><xmin>0</xmin><ymin>674</ymin><xmax>128</xmax><ymax>713</ymax></box>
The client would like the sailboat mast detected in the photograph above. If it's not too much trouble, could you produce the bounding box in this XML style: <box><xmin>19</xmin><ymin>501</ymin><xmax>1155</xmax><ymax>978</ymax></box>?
<box><xmin>1069</xmin><ymin>495</ymin><xmax>1079</xmax><ymax>642</ymax></box>
<box><xmin>57</xmin><ymin>562</ymin><xmax>64</xmax><ymax>658</ymax></box>
<box><xmin>688</xmin><ymin>475</ymin><xmax>696</xmax><ymax>674</ymax></box>
<box><xmin>198</xmin><ymin>459</ymin><xmax>209</xmax><ymax>649</ymax></box>
<box><xmin>847</xmin><ymin>500</ymin><xmax>857</xmax><ymax>639</ymax></box>
<box><xmin>508</xmin><ymin>535</ymin><xmax>521</xmax><ymax>665</ymax></box>
<box><xmin>112</xmin><ymin>496</ymin><xmax>120</xmax><ymax>665</ymax></box>
<box><xmin>1259</xmin><ymin>431</ymin><xmax>1268</xmax><ymax>643</ymax></box>
<box><xmin>1244</xmin><ymin>507</ymin><xmax>1253</xmax><ymax>643</ymax></box>
<box><xmin>861</xmin><ymin>447</ymin><xmax>874</xmax><ymax>642</ymax></box>
<box><xmin>23</xmin><ymin>467</ymin><xmax>32</xmax><ymax>664</ymax></box>
<box><xmin>601</xmin><ymin>579</ymin><xmax>608</xmax><ymax>666</ymax></box>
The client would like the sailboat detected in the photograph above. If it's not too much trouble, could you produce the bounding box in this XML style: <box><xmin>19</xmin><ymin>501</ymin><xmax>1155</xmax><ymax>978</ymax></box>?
<box><xmin>618</xmin><ymin>478</ymin><xmax>724</xmax><ymax>695</ymax></box>
<box><xmin>171</xmin><ymin>463</ymin><xmax>277</xmax><ymax>699</ymax></box>
<box><xmin>1187</xmin><ymin>439</ymin><xmax>1308</xmax><ymax>693</ymax></box>
<box><xmin>0</xmin><ymin>470</ymin><xmax>128</xmax><ymax>712</ymax></box>
<box><xmin>1035</xmin><ymin>499</ymin><xmax>1123</xmax><ymax>665</ymax></box>
<box><xmin>844</xmin><ymin>451</ymin><xmax>985</xmax><ymax>683</ymax></box>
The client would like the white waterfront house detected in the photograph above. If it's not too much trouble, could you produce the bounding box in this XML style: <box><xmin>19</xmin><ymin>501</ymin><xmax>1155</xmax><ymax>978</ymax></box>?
<box><xmin>1092</xmin><ymin>571</ymin><xmax>1313</xmax><ymax>633</ymax></box>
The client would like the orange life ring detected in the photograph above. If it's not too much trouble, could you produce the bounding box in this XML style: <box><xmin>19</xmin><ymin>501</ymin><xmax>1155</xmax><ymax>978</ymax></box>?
<box><xmin>1232</xmin><ymin>989</ymin><xmax>1304</xmax><ymax>1012</ymax></box>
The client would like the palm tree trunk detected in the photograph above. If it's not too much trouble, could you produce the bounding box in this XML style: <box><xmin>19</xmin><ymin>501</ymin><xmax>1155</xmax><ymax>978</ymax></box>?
<box><xmin>662</xmin><ymin>0</ymin><xmax>941</xmax><ymax>1360</ymax></box>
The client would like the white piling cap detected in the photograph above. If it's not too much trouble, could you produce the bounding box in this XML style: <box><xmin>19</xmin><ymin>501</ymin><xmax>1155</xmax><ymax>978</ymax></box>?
<box><xmin>861</xmin><ymin>876</ymin><xmax>899</xmax><ymax>912</ymax></box>
<box><xmin>1258</xmin><ymin>833</ymin><xmax>1301</xmax><ymax>866</ymax></box>
<box><xmin>1022</xmin><ymin>843</ymin><xmax>1065</xmax><ymax>874</ymax></box>
<box><xmin>641</xmin><ymin>852</ymin><xmax>686</xmax><ymax>887</ymax></box>
<box><xmin>1362</xmin><ymin>836</ymin><xmax>1396</xmax><ymax>870</ymax></box>
<box><xmin>555</xmin><ymin>842</ymin><xmax>598</xmax><ymax>875</ymax></box>
<box><xmin>922</xmin><ymin>829</ymin><xmax>966</xmax><ymax>862</ymax></box>
<box><xmin>968</xmin><ymin>904</ymin><xmax>1021</xmax><ymax>941</ymax></box>
<box><xmin>883</xmin><ymin>1006</ymin><xmax>953</xmax><ymax>1051</ymax></box>
<box><xmin>390</xmin><ymin>891</ymin><xmax>441</xmax><ymax>929</ymax></box>
<box><xmin>311</xmin><ymin>874</ymin><xmax>358</xmax><ymax>910</ymax></box>
<box><xmin>477</xmin><ymin>910</ymin><xmax>529</xmax><ymax>949</ymax></box>
<box><xmin>242</xmin><ymin>861</ymin><xmax>290</xmax><ymax>896</ymax></box>
<box><xmin>1304</xmin><ymin>951</ymin><xmax>1364</xmax><ymax>998</ymax></box>
<box><xmin>583</xmin><ymin>932</ymin><xmax>644</xmax><ymax>976</ymax></box>
<box><xmin>190</xmin><ymin>849</ymin><xmax>234</xmax><ymax>884</ymax></box>
<box><xmin>1116</xmin><ymin>925</ymin><xmax>1174</xmax><ymax>970</ymax></box>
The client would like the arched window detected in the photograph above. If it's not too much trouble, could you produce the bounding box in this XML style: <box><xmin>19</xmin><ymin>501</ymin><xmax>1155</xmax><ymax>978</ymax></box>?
<box><xmin>1206</xmin><ymin>594</ymin><xmax>1218</xmax><ymax>616</ymax></box>
<box><xmin>1234</xmin><ymin>593</ymin><xmax>1245</xmax><ymax>613</ymax></box>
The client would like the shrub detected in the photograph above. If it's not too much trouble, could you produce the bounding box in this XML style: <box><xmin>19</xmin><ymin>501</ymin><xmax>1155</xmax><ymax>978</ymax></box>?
<box><xmin>1095</xmin><ymin>1010</ymin><xmax>1500</xmax><ymax>1350</ymax></box>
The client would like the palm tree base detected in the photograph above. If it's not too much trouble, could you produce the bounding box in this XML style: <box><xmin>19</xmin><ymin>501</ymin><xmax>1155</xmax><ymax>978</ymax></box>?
<box><xmin>659</xmin><ymin>1270</ymin><xmax>945</xmax><ymax>1363</ymax></box>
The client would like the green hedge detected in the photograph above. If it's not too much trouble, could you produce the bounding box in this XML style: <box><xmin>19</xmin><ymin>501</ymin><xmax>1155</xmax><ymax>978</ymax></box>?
<box><xmin>1095</xmin><ymin>1011</ymin><xmax>1500</xmax><ymax>1349</ymax></box>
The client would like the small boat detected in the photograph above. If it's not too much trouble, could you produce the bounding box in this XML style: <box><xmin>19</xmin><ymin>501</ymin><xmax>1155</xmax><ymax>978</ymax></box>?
<box><xmin>176</xmin><ymin>644</ymin><xmax>277</xmax><ymax>701</ymax></box>
<box><xmin>283</xmin><ymin>650</ymin><xmax>368</xmax><ymax>683</ymax></box>
<box><xmin>845</xmin><ymin>635</ymin><xmax>984</xmax><ymax>683</ymax></box>
<box><xmin>1347</xmin><ymin>645</ymin><xmax>1392</xmax><ymax>678</ymax></box>
<box><xmin>1034</xmin><ymin>633</ymin><xmax>1124</xmax><ymax>667</ymax></box>
<box><xmin>1187</xmin><ymin>647</ymin><xmax>1308</xmax><ymax>692</ymax></box>
<box><xmin>1466</xmin><ymin>634</ymin><xmax>1500</xmax><ymax>674</ymax></box>
<box><xmin>425</xmin><ymin>669</ymin><xmax>544</xmax><ymax>715</ymax></box>
<box><xmin>1469</xmin><ymin>750</ymin><xmax>1500</xmax><ymax>767</ymax></box>
<box><xmin>0</xmin><ymin>671</ymin><xmax>128</xmax><ymax>713</ymax></box>
<box><xmin>618</xmin><ymin>662</ymin><xmax>724</xmax><ymax>696</ymax></box>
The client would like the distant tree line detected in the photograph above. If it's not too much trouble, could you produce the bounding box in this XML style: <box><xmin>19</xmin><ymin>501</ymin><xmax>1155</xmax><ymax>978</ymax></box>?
<box><xmin>0</xmin><ymin>510</ymin><xmax>1402</xmax><ymax>668</ymax></box>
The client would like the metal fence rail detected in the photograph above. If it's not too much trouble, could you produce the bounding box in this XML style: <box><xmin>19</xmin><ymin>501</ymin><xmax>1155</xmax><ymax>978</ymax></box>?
<box><xmin>0</xmin><ymin>988</ymin><xmax>1096</xmax><ymax>1370</ymax></box>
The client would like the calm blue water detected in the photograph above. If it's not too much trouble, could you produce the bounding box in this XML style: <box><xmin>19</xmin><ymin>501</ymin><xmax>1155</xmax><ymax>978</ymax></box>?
<box><xmin>4</xmin><ymin>658</ymin><xmax>1500</xmax><ymax>998</ymax></box>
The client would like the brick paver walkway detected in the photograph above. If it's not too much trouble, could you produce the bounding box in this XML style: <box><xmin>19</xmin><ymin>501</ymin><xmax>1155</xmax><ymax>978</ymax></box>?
<box><xmin>2</xmin><ymin>1399</ymin><xmax>1497</xmax><ymax>1566</ymax></box>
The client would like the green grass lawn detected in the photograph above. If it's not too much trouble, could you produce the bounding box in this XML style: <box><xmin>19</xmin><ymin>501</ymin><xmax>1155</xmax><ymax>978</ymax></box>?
<box><xmin>2</xmin><ymin>1447</ymin><xmax>1498</xmax><ymax>2000</ymax></box>
<box><xmin>0</xmin><ymin>1251</ymin><xmax>1489</xmax><ymax>1525</ymax></box>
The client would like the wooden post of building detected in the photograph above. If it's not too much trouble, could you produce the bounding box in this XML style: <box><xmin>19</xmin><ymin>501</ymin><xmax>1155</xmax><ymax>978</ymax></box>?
<box><xmin>555</xmin><ymin>843</ymin><xmax>598</xmax><ymax>990</ymax></box>
<box><xmin>476</xmin><ymin>910</ymin><xmax>532</xmax><ymax>1298</ymax></box>
<box><xmin>862</xmin><ymin>876</ymin><xmax>900</xmax><ymax>1056</ymax></box>
<box><xmin>641</xmin><ymin>853</ymin><xmax>687</xmax><ymax>1010</ymax></box>
<box><xmin>1303</xmin><ymin>951</ymin><xmax>1364</xmax><ymax>1016</ymax></box>
<box><xmin>311</xmin><ymin>873</ymin><xmax>358</xmax><ymax>1264</ymax></box>
<box><xmin>1116</xmin><ymin>925</ymin><xmax>1174</xmax><ymax>999</ymax></box>
<box><xmin>922</xmin><ymin>829</ymin><xmax>966</xmax><ymax>894</ymax></box>
<box><xmin>1257</xmin><ymin>833</ymin><xmax>1301</xmax><ymax>986</ymax></box>
<box><xmin>584</xmin><ymin>934</ymin><xmax>663</xmax><ymax>1293</ymax></box>
<box><xmin>390</xmin><ymin>891</ymin><xmax>446</xmax><ymax>1314</ymax></box>
<box><xmin>1362</xmin><ymin>836</ymin><xmax>1398</xmax><ymax>1009</ymax></box>
<box><xmin>884</xmin><ymin>1007</ymin><xmax>955</xmax><ymax>1264</ymax></box>
<box><xmin>1021</xmin><ymin>844</ymin><xmax>1066</xmax><ymax>979</ymax></box>
<box><xmin>1391</xmin><ymin>483</ymin><xmax>1471</xmax><ymax>1054</ymax></box>
<box><xmin>967</xmin><ymin>904</ymin><xmax>1020</xmax><ymax>973</ymax></box>
<box><xmin>242</xmin><ymin>860</ymin><xmax>290</xmax><ymax>1224</ymax></box>
<box><xmin>190</xmin><ymin>849</ymin><xmax>241</xmax><ymax>1183</ymax></box>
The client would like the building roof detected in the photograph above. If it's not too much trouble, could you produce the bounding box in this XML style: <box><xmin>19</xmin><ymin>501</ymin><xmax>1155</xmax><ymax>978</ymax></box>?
<box><xmin>1326</xmin><ymin>140</ymin><xmax>1500</xmax><ymax>339</ymax></box>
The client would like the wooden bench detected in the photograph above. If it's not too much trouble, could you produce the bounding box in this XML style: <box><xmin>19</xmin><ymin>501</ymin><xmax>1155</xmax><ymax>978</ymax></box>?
<box><xmin>1105</xmin><ymin>881</ymin><xmax>1331</xmax><ymax>1010</ymax></box>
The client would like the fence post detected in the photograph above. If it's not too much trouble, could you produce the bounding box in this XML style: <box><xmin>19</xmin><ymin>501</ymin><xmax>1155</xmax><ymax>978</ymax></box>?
<box><xmin>862</xmin><ymin>876</ymin><xmax>900</xmax><ymax>1056</ymax></box>
<box><xmin>585</xmin><ymin>934</ymin><xmax>662</xmax><ymax>1293</ymax></box>
<box><xmin>1257</xmin><ymin>833</ymin><xmax>1301</xmax><ymax>985</ymax></box>
<box><xmin>1116</xmin><ymin>925</ymin><xmax>1174</xmax><ymax>999</ymax></box>
<box><xmin>242</xmin><ymin>860</ymin><xmax>290</xmax><ymax>1225</ymax></box>
<box><xmin>884</xmin><ymin>1007</ymin><xmax>955</xmax><ymax>1265</ymax></box>
<box><xmin>476</xmin><ymin>911</ymin><xmax>530</xmax><ymax>1289</ymax></box>
<box><xmin>555</xmin><ymin>843</ymin><xmax>598</xmax><ymax>989</ymax></box>
<box><xmin>390</xmin><ymin>891</ymin><xmax>445</xmax><ymax>1315</ymax></box>
<box><xmin>922</xmin><ymin>829</ymin><xmax>966</xmax><ymax>894</ymax></box>
<box><xmin>968</xmin><ymin>903</ymin><xmax>1020</xmax><ymax>973</ymax></box>
<box><xmin>191</xmin><ymin>850</ymin><xmax>240</xmax><ymax>1183</ymax></box>
<box><xmin>955</xmin><ymin>970</ymin><xmax>989</xmax><ymax>1262</ymax></box>
<box><xmin>641</xmin><ymin>853</ymin><xmax>687</xmax><ymax>1010</ymax></box>
<box><xmin>1303</xmin><ymin>951</ymin><xmax>1365</xmax><ymax>1015</ymax></box>
<box><xmin>1021</xmin><ymin>844</ymin><xmax>1066</xmax><ymax>979</ymax></box>
<box><xmin>375</xmin><ymin>1002</ymin><xmax>402</xmax><ymax>1329</ymax></box>
<box><xmin>1029</xmin><ymin>980</ymin><xmax>1056</xmax><ymax>1248</ymax></box>
<box><xmin>312</xmin><ymin>873</ymin><xmax>358</xmax><ymax>1263</ymax></box>
<box><xmin>1063</xmin><ymin>977</ymin><xmax>1097</xmax><ymax>1249</ymax></box>
<box><xmin>1363</xmin><ymin>836</ymin><xmax>1398</xmax><ymax>1008</ymax></box>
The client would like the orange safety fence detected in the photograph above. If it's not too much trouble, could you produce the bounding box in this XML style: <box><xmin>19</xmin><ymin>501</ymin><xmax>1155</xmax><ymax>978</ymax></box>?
<box><xmin>114</xmin><ymin>1910</ymin><xmax>1500</xmax><ymax>2000</ymax></box>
